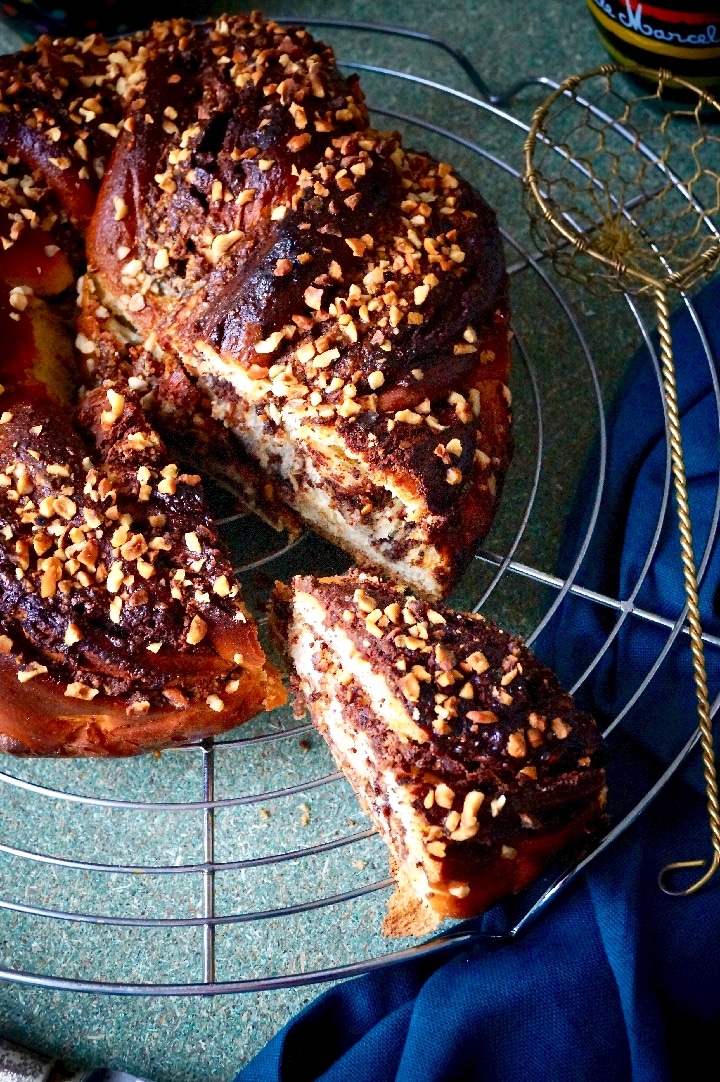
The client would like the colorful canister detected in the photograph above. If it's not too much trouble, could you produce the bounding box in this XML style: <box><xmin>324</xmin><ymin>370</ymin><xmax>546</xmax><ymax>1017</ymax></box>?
<box><xmin>587</xmin><ymin>1</ymin><xmax>720</xmax><ymax>91</ymax></box>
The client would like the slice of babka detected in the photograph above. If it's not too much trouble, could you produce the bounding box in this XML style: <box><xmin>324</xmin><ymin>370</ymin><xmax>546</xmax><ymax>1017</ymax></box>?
<box><xmin>275</xmin><ymin>570</ymin><xmax>606</xmax><ymax>935</ymax></box>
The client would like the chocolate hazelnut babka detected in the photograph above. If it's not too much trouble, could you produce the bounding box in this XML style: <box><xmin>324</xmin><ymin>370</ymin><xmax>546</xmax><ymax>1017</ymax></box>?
<box><xmin>276</xmin><ymin>571</ymin><xmax>606</xmax><ymax>935</ymax></box>
<box><xmin>0</xmin><ymin>11</ymin><xmax>511</xmax><ymax>754</ymax></box>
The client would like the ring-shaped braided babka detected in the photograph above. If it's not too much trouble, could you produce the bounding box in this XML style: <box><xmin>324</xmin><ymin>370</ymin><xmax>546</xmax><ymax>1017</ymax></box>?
<box><xmin>0</xmin><ymin>12</ymin><xmax>512</xmax><ymax>755</ymax></box>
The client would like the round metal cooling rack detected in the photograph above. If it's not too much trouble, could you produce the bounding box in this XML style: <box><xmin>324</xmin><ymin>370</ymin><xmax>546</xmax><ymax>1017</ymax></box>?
<box><xmin>1</xmin><ymin>22</ymin><xmax>720</xmax><ymax>996</ymax></box>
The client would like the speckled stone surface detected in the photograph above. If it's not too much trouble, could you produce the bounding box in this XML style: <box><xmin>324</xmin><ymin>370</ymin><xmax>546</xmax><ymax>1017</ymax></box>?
<box><xmin>0</xmin><ymin>3</ymin><xmax>648</xmax><ymax>1079</ymax></box>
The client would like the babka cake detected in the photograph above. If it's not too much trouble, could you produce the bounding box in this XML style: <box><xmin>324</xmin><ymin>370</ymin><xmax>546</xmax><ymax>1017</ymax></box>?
<box><xmin>0</xmin><ymin>11</ymin><xmax>511</xmax><ymax>754</ymax></box>
<box><xmin>275</xmin><ymin>571</ymin><xmax>606</xmax><ymax>934</ymax></box>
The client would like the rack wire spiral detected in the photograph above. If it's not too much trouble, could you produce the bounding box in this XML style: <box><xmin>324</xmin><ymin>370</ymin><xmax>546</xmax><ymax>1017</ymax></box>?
<box><xmin>1</xmin><ymin>23</ymin><xmax>719</xmax><ymax>996</ymax></box>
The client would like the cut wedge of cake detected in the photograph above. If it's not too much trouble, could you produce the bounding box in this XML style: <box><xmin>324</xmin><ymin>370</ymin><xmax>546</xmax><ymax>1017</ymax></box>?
<box><xmin>275</xmin><ymin>570</ymin><xmax>606</xmax><ymax>935</ymax></box>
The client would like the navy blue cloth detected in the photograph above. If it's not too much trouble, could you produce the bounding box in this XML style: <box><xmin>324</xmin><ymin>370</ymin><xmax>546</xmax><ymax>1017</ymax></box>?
<box><xmin>236</xmin><ymin>279</ymin><xmax>720</xmax><ymax>1082</ymax></box>
<box><xmin>540</xmin><ymin>280</ymin><xmax>720</xmax><ymax>787</ymax></box>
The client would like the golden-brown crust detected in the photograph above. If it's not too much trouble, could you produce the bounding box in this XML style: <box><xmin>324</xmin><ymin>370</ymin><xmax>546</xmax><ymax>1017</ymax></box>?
<box><xmin>0</xmin><ymin>643</ymin><xmax>281</xmax><ymax>757</ymax></box>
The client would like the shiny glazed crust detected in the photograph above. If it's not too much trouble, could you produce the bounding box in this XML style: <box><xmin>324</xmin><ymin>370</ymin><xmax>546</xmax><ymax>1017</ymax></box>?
<box><xmin>276</xmin><ymin>571</ymin><xmax>606</xmax><ymax>932</ymax></box>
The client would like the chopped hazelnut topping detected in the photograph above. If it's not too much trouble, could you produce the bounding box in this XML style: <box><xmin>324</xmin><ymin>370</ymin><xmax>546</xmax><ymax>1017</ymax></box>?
<box><xmin>551</xmin><ymin>717</ymin><xmax>572</xmax><ymax>739</ymax></box>
<box><xmin>75</xmin><ymin>332</ymin><xmax>95</xmax><ymax>355</ymax></box>
<box><xmin>384</xmin><ymin>602</ymin><xmax>401</xmax><ymax>624</ymax></box>
<box><xmin>65</xmin><ymin>682</ymin><xmax>99</xmax><ymax>700</ymax></box>
<box><xmin>40</xmin><ymin>559</ymin><xmax>62</xmax><ymax>598</ymax></box>
<box><xmin>8</xmin><ymin>286</ymin><xmax>31</xmax><ymax>311</ymax></box>
<box><xmin>353</xmin><ymin>588</ymin><xmax>376</xmax><ymax>613</ymax></box>
<box><xmin>434</xmin><ymin>783</ymin><xmax>455</xmax><ymax>809</ymax></box>
<box><xmin>210</xmin><ymin>230</ymin><xmax>243</xmax><ymax>264</ymax></box>
<box><xmin>18</xmin><ymin>662</ymin><xmax>48</xmax><ymax>683</ymax></box>
<box><xmin>345</xmin><ymin>237</ymin><xmax>367</xmax><ymax>257</ymax></box>
<box><xmin>101</xmin><ymin>388</ymin><xmax>125</xmax><ymax>427</ymax></box>
<box><xmin>120</xmin><ymin>534</ymin><xmax>148</xmax><ymax>561</ymax></box>
<box><xmin>395</xmin><ymin>409</ymin><xmax>422</xmax><ymax>425</ymax></box>
<box><xmin>461</xmin><ymin>790</ymin><xmax>485</xmax><ymax>826</ymax></box>
<box><xmin>0</xmin><ymin>635</ymin><xmax>12</xmax><ymax>654</ymax></box>
<box><xmin>54</xmin><ymin>496</ymin><xmax>77</xmax><ymax>521</ymax></box>
<box><xmin>507</xmin><ymin>731</ymin><xmax>527</xmax><ymax>758</ymax></box>
<box><xmin>185</xmin><ymin>532</ymin><xmax>202</xmax><ymax>554</ymax></box>
<box><xmin>448</xmin><ymin>882</ymin><xmax>471</xmax><ymax>898</ymax></box>
<box><xmin>314</xmin><ymin>347</ymin><xmax>340</xmax><ymax>368</ymax></box>
<box><xmin>304</xmin><ymin>286</ymin><xmax>323</xmax><ymax>310</ymax></box>
<box><xmin>399</xmin><ymin>673</ymin><xmax>421</xmax><ymax>703</ymax></box>
<box><xmin>213</xmin><ymin>575</ymin><xmax>231</xmax><ymax>597</ymax></box>
<box><xmin>434</xmin><ymin>643</ymin><xmax>455</xmax><ymax>672</ymax></box>
<box><xmin>106</xmin><ymin>562</ymin><xmax>124</xmax><ymax>594</ymax></box>
<box><xmin>462</xmin><ymin>650</ymin><xmax>489</xmax><ymax>675</ymax></box>
<box><xmin>186</xmin><ymin>614</ymin><xmax>208</xmax><ymax>645</ymax></box>
<box><xmin>64</xmin><ymin>623</ymin><xmax>83</xmax><ymax>646</ymax></box>
<box><xmin>296</xmin><ymin>341</ymin><xmax>316</xmax><ymax>364</ymax></box>
<box><xmin>255</xmin><ymin>330</ymin><xmax>285</xmax><ymax>354</ymax></box>
<box><xmin>206</xmin><ymin>695</ymin><xmax>224</xmax><ymax>712</ymax></box>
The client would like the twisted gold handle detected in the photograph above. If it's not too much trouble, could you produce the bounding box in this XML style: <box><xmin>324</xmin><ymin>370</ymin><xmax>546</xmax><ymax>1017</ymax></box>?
<box><xmin>653</xmin><ymin>286</ymin><xmax>720</xmax><ymax>896</ymax></box>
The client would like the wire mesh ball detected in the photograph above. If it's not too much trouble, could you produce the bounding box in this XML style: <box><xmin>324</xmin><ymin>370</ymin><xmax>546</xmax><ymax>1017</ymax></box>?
<box><xmin>523</xmin><ymin>65</ymin><xmax>720</xmax><ymax>296</ymax></box>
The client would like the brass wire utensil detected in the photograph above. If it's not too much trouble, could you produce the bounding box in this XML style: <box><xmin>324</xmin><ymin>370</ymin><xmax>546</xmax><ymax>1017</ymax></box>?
<box><xmin>524</xmin><ymin>64</ymin><xmax>720</xmax><ymax>896</ymax></box>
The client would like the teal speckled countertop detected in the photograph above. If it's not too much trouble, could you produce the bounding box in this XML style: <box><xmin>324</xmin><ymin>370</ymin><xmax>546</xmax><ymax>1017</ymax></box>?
<box><xmin>0</xmin><ymin>3</ymin><xmax>645</xmax><ymax>1079</ymax></box>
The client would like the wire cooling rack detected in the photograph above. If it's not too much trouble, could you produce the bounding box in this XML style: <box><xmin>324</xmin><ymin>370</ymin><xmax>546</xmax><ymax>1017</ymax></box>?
<box><xmin>1</xmin><ymin>20</ymin><xmax>719</xmax><ymax>996</ymax></box>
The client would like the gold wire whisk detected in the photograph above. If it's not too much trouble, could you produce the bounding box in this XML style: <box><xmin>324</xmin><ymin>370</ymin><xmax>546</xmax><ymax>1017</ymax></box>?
<box><xmin>523</xmin><ymin>64</ymin><xmax>720</xmax><ymax>896</ymax></box>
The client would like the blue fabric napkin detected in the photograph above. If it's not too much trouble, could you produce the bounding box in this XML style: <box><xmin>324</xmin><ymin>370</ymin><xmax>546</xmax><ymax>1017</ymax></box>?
<box><xmin>236</xmin><ymin>278</ymin><xmax>720</xmax><ymax>1082</ymax></box>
